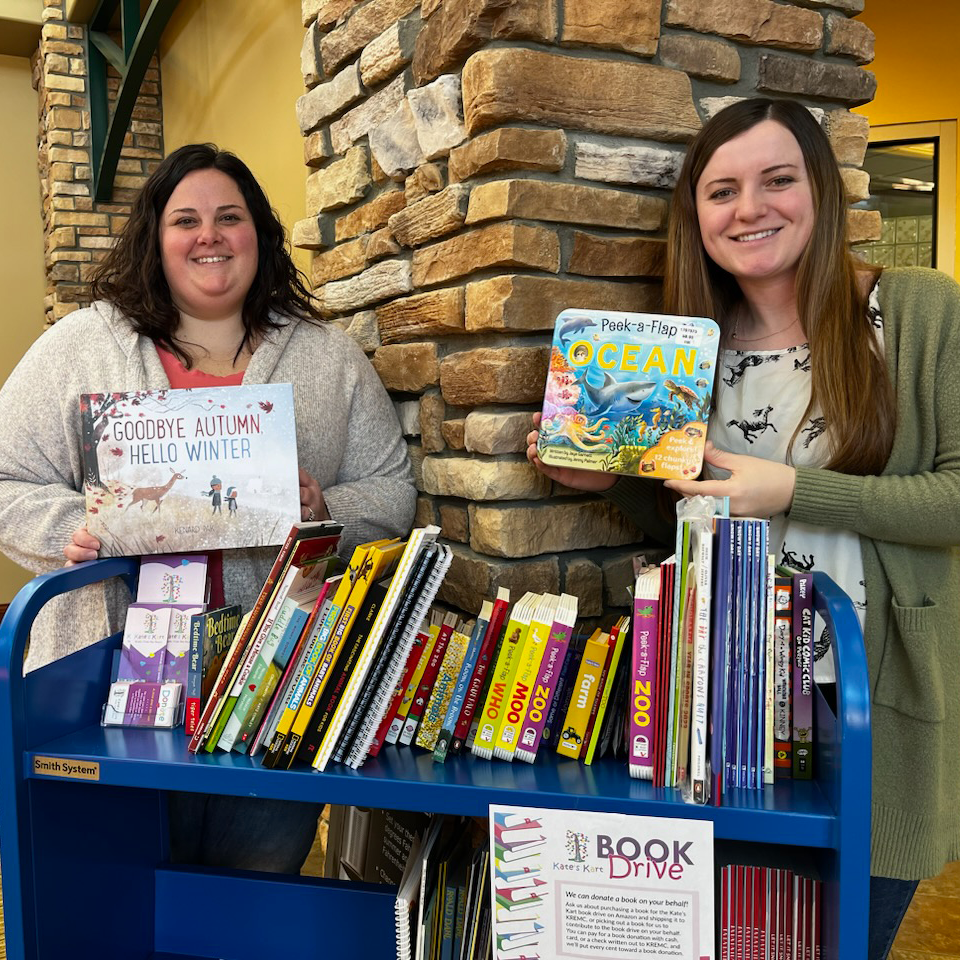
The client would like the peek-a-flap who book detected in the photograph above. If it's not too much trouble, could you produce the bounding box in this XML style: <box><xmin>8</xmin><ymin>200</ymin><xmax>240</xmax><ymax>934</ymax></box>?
<box><xmin>537</xmin><ymin>309</ymin><xmax>721</xmax><ymax>479</ymax></box>
<box><xmin>80</xmin><ymin>383</ymin><xmax>300</xmax><ymax>557</ymax></box>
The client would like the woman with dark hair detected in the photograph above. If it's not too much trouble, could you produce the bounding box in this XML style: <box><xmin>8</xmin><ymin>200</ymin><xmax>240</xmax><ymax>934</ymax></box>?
<box><xmin>0</xmin><ymin>143</ymin><xmax>416</xmax><ymax>873</ymax></box>
<box><xmin>528</xmin><ymin>99</ymin><xmax>960</xmax><ymax>958</ymax></box>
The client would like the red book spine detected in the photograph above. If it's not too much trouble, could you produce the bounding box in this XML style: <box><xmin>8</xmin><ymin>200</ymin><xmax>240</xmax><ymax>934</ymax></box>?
<box><xmin>368</xmin><ymin>633</ymin><xmax>426</xmax><ymax>758</ymax></box>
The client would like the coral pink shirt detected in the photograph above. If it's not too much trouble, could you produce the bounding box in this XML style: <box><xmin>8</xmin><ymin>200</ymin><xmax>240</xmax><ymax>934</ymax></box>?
<box><xmin>155</xmin><ymin>345</ymin><xmax>246</xmax><ymax>607</ymax></box>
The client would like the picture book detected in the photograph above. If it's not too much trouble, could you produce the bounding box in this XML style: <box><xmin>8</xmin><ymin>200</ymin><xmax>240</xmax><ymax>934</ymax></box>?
<box><xmin>536</xmin><ymin>308</ymin><xmax>720</xmax><ymax>479</ymax></box>
<box><xmin>185</xmin><ymin>604</ymin><xmax>242</xmax><ymax>735</ymax></box>
<box><xmin>489</xmin><ymin>804</ymin><xmax>714</xmax><ymax>960</ymax></box>
<box><xmin>629</xmin><ymin>566</ymin><xmax>660</xmax><ymax>780</ymax></box>
<box><xmin>80</xmin><ymin>383</ymin><xmax>300</xmax><ymax>557</ymax></box>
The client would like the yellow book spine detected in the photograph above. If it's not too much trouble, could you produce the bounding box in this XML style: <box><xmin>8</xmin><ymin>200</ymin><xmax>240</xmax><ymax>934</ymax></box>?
<box><xmin>282</xmin><ymin>541</ymin><xmax>388</xmax><ymax>754</ymax></box>
<box><xmin>416</xmin><ymin>628</ymin><xmax>470</xmax><ymax>751</ymax></box>
<box><xmin>492</xmin><ymin>597</ymin><xmax>558</xmax><ymax>760</ymax></box>
<box><xmin>472</xmin><ymin>593</ymin><xmax>537</xmax><ymax>759</ymax></box>
<box><xmin>584</xmin><ymin>616</ymin><xmax>629</xmax><ymax>765</ymax></box>
<box><xmin>556</xmin><ymin>631</ymin><xmax>608</xmax><ymax>759</ymax></box>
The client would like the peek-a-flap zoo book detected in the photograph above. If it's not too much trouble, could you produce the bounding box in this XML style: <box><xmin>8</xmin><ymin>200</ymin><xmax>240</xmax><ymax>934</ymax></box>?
<box><xmin>80</xmin><ymin>384</ymin><xmax>300</xmax><ymax>557</ymax></box>
<box><xmin>536</xmin><ymin>309</ymin><xmax>721</xmax><ymax>479</ymax></box>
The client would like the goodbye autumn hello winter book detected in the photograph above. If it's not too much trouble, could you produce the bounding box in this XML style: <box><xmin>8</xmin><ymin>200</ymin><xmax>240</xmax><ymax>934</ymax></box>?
<box><xmin>537</xmin><ymin>308</ymin><xmax>721</xmax><ymax>480</ymax></box>
<box><xmin>80</xmin><ymin>384</ymin><xmax>300</xmax><ymax>557</ymax></box>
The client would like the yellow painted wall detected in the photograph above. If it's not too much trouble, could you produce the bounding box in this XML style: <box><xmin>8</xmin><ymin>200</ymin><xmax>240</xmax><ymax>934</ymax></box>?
<box><xmin>159</xmin><ymin>0</ymin><xmax>309</xmax><ymax>274</ymax></box>
<box><xmin>0</xmin><ymin>53</ymin><xmax>48</xmax><ymax>602</ymax></box>
<box><xmin>857</xmin><ymin>0</ymin><xmax>960</xmax><ymax>275</ymax></box>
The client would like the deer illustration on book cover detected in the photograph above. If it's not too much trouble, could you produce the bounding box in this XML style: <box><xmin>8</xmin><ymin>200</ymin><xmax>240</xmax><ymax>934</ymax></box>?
<box><xmin>537</xmin><ymin>309</ymin><xmax>720</xmax><ymax>479</ymax></box>
<box><xmin>80</xmin><ymin>383</ymin><xmax>300</xmax><ymax>557</ymax></box>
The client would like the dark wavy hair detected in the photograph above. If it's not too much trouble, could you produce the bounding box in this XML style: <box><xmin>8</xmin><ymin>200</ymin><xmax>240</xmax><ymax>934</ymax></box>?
<box><xmin>665</xmin><ymin>98</ymin><xmax>895</xmax><ymax>476</ymax></box>
<box><xmin>91</xmin><ymin>143</ymin><xmax>320</xmax><ymax>367</ymax></box>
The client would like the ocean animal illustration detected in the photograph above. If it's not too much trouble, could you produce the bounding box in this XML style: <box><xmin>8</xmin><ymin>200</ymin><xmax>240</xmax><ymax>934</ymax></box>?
<box><xmin>640</xmin><ymin>461</ymin><xmax>657</xmax><ymax>473</ymax></box>
<box><xmin>699</xmin><ymin>360</ymin><xmax>712</xmax><ymax>370</ymax></box>
<box><xmin>695</xmin><ymin>378</ymin><xmax>709</xmax><ymax>388</ymax></box>
<box><xmin>558</xmin><ymin>315</ymin><xmax>598</xmax><ymax>345</ymax></box>
<box><xmin>663</xmin><ymin>379</ymin><xmax>699</xmax><ymax>410</ymax></box>
<box><xmin>575</xmin><ymin>369</ymin><xmax>656</xmax><ymax>416</ymax></box>
<box><xmin>541</xmin><ymin>414</ymin><xmax>611</xmax><ymax>451</ymax></box>
<box><xmin>726</xmin><ymin>405</ymin><xmax>778</xmax><ymax>444</ymax></box>
<box><xmin>684</xmin><ymin>426</ymin><xmax>703</xmax><ymax>438</ymax></box>
<box><xmin>129</xmin><ymin>469</ymin><xmax>186</xmax><ymax>512</ymax></box>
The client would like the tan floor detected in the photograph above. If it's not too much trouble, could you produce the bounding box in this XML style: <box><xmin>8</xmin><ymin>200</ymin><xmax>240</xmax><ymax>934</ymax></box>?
<box><xmin>0</xmin><ymin>844</ymin><xmax>956</xmax><ymax>958</ymax></box>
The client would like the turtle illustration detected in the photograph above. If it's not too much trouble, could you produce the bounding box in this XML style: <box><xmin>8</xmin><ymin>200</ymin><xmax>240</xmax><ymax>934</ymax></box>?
<box><xmin>663</xmin><ymin>379</ymin><xmax>699</xmax><ymax>410</ymax></box>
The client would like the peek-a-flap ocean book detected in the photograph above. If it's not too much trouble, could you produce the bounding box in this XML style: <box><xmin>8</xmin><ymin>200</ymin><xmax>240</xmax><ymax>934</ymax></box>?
<box><xmin>80</xmin><ymin>383</ymin><xmax>300</xmax><ymax>557</ymax></box>
<box><xmin>537</xmin><ymin>308</ymin><xmax>720</xmax><ymax>479</ymax></box>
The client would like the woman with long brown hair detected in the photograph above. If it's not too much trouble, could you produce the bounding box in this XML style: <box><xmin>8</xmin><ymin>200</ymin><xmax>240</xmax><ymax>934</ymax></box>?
<box><xmin>528</xmin><ymin>98</ymin><xmax>960</xmax><ymax>959</ymax></box>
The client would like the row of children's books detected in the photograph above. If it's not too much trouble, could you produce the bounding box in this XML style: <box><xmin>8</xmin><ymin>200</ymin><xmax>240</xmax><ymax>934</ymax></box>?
<box><xmin>717</xmin><ymin>843</ymin><xmax>822</xmax><ymax>960</ymax></box>
<box><xmin>628</xmin><ymin>497</ymin><xmax>816</xmax><ymax>805</ymax></box>
<box><xmin>187</xmin><ymin>521</ymin><xmax>456</xmax><ymax>771</ymax></box>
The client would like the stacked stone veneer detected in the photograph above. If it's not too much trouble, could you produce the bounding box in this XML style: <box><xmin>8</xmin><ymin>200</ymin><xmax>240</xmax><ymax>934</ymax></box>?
<box><xmin>35</xmin><ymin>0</ymin><xmax>164</xmax><ymax>325</ymax></box>
<box><xmin>295</xmin><ymin>0</ymin><xmax>878</xmax><ymax>616</ymax></box>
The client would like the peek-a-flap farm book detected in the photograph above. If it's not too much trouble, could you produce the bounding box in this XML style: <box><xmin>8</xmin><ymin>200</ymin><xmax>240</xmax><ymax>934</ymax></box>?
<box><xmin>80</xmin><ymin>384</ymin><xmax>300</xmax><ymax>557</ymax></box>
<box><xmin>537</xmin><ymin>308</ymin><xmax>721</xmax><ymax>479</ymax></box>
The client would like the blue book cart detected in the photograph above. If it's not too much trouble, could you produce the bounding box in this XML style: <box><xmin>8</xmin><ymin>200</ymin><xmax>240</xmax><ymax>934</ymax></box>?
<box><xmin>0</xmin><ymin>559</ymin><xmax>871</xmax><ymax>959</ymax></box>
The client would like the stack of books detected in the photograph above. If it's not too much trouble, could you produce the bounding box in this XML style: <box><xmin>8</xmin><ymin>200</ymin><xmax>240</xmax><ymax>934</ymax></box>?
<box><xmin>627</xmin><ymin>503</ymin><xmax>816</xmax><ymax>804</ymax></box>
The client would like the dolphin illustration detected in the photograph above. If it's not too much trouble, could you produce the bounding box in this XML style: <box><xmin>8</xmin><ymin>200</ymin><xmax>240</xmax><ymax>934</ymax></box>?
<box><xmin>558</xmin><ymin>315</ymin><xmax>598</xmax><ymax>345</ymax></box>
<box><xmin>575</xmin><ymin>370</ymin><xmax>657</xmax><ymax>415</ymax></box>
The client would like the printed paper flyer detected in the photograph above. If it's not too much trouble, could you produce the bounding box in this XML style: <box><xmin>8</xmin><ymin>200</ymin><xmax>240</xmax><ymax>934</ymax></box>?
<box><xmin>489</xmin><ymin>804</ymin><xmax>714</xmax><ymax>960</ymax></box>
<box><xmin>80</xmin><ymin>383</ymin><xmax>300</xmax><ymax>557</ymax></box>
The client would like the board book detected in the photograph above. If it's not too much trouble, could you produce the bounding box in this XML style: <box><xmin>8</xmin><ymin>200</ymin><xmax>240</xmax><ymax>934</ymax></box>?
<box><xmin>80</xmin><ymin>383</ymin><xmax>300</xmax><ymax>556</ymax></box>
<box><xmin>536</xmin><ymin>308</ymin><xmax>720</xmax><ymax>479</ymax></box>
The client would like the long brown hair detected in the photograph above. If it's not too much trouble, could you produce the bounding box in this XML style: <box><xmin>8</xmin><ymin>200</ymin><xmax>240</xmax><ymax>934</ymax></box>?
<box><xmin>91</xmin><ymin>143</ymin><xmax>321</xmax><ymax>368</ymax></box>
<box><xmin>665</xmin><ymin>98</ymin><xmax>895</xmax><ymax>475</ymax></box>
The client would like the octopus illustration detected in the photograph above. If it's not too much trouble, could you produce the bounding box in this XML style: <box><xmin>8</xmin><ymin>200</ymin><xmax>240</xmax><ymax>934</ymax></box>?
<box><xmin>541</xmin><ymin>414</ymin><xmax>611</xmax><ymax>451</ymax></box>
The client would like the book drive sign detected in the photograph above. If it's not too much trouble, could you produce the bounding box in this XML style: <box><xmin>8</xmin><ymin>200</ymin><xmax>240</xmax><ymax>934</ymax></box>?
<box><xmin>80</xmin><ymin>383</ymin><xmax>300</xmax><ymax>557</ymax></box>
<box><xmin>489</xmin><ymin>804</ymin><xmax>714</xmax><ymax>960</ymax></box>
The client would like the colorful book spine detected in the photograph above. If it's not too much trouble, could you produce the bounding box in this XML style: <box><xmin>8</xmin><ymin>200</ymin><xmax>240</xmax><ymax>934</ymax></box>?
<box><xmin>514</xmin><ymin>593</ymin><xmax>577</xmax><ymax>764</ymax></box>
<box><xmin>416</xmin><ymin>624</ymin><xmax>470</xmax><ymax>752</ymax></box>
<box><xmin>653</xmin><ymin>559</ymin><xmax>676</xmax><ymax>788</ymax></box>
<box><xmin>584</xmin><ymin>615</ymin><xmax>628</xmax><ymax>765</ymax></box>
<box><xmin>434</xmin><ymin>599</ymin><xmax>493</xmax><ymax>764</ymax></box>
<box><xmin>791</xmin><ymin>567</ymin><xmax>815</xmax><ymax>780</ymax></box>
<box><xmin>492</xmin><ymin>594</ymin><xmax>559</xmax><ymax>761</ymax></box>
<box><xmin>690</xmin><ymin>521</ymin><xmax>714</xmax><ymax>803</ymax></box>
<box><xmin>541</xmin><ymin>635</ymin><xmax>579</xmax><ymax>750</ymax></box>
<box><xmin>556</xmin><ymin>629</ymin><xmax>609</xmax><ymax>760</ymax></box>
<box><xmin>709</xmin><ymin>520</ymin><xmax>734</xmax><ymax>802</ymax></box>
<box><xmin>369</xmin><ymin>629</ymin><xmax>428</xmax><ymax>758</ymax></box>
<box><xmin>185</xmin><ymin>603</ymin><xmax>241</xmax><ymax>736</ymax></box>
<box><xmin>629</xmin><ymin>567</ymin><xmax>660</xmax><ymax>779</ymax></box>
<box><xmin>773</xmin><ymin>573</ymin><xmax>793</xmax><ymax>778</ymax></box>
<box><xmin>449</xmin><ymin>590</ymin><xmax>511</xmax><ymax>755</ymax></box>
<box><xmin>400</xmin><ymin>611</ymin><xmax>458</xmax><ymax>746</ymax></box>
<box><xmin>764</xmin><ymin>554</ymin><xmax>776</xmax><ymax>786</ymax></box>
<box><xmin>471</xmin><ymin>593</ymin><xmax>538</xmax><ymax>760</ymax></box>
<box><xmin>388</xmin><ymin>621</ymin><xmax>440</xmax><ymax>745</ymax></box>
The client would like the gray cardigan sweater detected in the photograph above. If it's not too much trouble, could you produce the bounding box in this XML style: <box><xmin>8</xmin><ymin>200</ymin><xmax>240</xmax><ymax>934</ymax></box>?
<box><xmin>0</xmin><ymin>302</ymin><xmax>415</xmax><ymax>672</ymax></box>
<box><xmin>607</xmin><ymin>268</ymin><xmax>960</xmax><ymax>880</ymax></box>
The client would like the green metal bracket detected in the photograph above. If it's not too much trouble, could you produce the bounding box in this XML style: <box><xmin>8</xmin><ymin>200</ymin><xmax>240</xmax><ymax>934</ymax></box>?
<box><xmin>86</xmin><ymin>0</ymin><xmax>180</xmax><ymax>202</ymax></box>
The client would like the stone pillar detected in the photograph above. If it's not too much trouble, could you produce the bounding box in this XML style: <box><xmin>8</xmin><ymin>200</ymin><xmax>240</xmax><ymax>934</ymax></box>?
<box><xmin>35</xmin><ymin>0</ymin><xmax>164</xmax><ymax>324</ymax></box>
<box><xmin>296</xmin><ymin>0</ymin><xmax>876</xmax><ymax>616</ymax></box>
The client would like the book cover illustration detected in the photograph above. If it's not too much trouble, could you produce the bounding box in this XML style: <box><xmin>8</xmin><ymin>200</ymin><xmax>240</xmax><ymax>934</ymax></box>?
<box><xmin>537</xmin><ymin>308</ymin><xmax>720</xmax><ymax>479</ymax></box>
<box><xmin>80</xmin><ymin>383</ymin><xmax>300</xmax><ymax>557</ymax></box>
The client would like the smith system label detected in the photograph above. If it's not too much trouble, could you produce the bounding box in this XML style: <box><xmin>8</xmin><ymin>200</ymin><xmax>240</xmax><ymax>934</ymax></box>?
<box><xmin>32</xmin><ymin>755</ymin><xmax>100</xmax><ymax>781</ymax></box>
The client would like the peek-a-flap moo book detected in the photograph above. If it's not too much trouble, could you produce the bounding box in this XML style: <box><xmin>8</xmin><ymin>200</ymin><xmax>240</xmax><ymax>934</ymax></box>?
<box><xmin>80</xmin><ymin>384</ymin><xmax>300</xmax><ymax>557</ymax></box>
<box><xmin>537</xmin><ymin>308</ymin><xmax>720</xmax><ymax>479</ymax></box>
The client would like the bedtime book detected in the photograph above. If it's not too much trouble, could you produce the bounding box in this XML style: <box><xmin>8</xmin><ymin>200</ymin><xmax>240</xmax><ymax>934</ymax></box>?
<box><xmin>537</xmin><ymin>308</ymin><xmax>720</xmax><ymax>479</ymax></box>
<box><xmin>80</xmin><ymin>384</ymin><xmax>300</xmax><ymax>557</ymax></box>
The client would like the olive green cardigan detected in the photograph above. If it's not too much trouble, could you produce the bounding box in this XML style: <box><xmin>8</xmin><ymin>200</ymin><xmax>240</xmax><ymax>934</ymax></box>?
<box><xmin>607</xmin><ymin>267</ymin><xmax>960</xmax><ymax>880</ymax></box>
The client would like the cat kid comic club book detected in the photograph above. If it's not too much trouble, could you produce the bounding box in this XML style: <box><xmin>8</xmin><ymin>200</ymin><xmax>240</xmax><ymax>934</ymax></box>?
<box><xmin>536</xmin><ymin>308</ymin><xmax>721</xmax><ymax>480</ymax></box>
<box><xmin>80</xmin><ymin>383</ymin><xmax>300</xmax><ymax>557</ymax></box>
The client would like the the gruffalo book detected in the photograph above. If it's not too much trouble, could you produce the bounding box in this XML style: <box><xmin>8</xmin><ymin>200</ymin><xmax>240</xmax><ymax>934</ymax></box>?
<box><xmin>80</xmin><ymin>384</ymin><xmax>300</xmax><ymax>557</ymax></box>
<box><xmin>536</xmin><ymin>308</ymin><xmax>720</xmax><ymax>479</ymax></box>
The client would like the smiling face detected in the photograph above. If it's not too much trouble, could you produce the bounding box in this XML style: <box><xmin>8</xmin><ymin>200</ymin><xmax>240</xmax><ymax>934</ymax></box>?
<box><xmin>695</xmin><ymin>119</ymin><xmax>815</xmax><ymax>296</ymax></box>
<box><xmin>159</xmin><ymin>168</ymin><xmax>259</xmax><ymax>322</ymax></box>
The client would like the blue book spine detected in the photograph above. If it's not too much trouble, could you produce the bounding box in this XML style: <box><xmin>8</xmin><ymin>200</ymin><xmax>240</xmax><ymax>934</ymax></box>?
<box><xmin>275</xmin><ymin>606</ymin><xmax>309</xmax><ymax>670</ymax></box>
<box><xmin>709</xmin><ymin>517</ymin><xmax>733</xmax><ymax>803</ymax></box>
<box><xmin>434</xmin><ymin>613</ymin><xmax>489</xmax><ymax>762</ymax></box>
